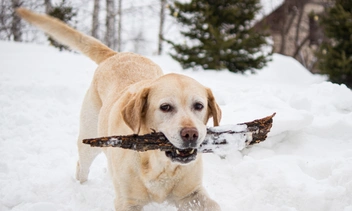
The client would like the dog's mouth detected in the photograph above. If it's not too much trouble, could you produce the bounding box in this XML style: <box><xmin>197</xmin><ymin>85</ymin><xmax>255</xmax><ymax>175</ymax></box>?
<box><xmin>165</xmin><ymin>148</ymin><xmax>198</xmax><ymax>164</ymax></box>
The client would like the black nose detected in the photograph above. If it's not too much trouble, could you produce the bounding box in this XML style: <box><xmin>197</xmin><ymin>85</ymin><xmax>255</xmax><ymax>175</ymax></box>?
<box><xmin>180</xmin><ymin>127</ymin><xmax>199</xmax><ymax>148</ymax></box>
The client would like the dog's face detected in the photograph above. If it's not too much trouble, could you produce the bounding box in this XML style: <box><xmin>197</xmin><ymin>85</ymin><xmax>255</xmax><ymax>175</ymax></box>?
<box><xmin>122</xmin><ymin>73</ymin><xmax>221</xmax><ymax>164</ymax></box>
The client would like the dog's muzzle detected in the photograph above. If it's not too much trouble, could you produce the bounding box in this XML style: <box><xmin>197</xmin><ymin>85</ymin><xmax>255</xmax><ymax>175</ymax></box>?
<box><xmin>165</xmin><ymin>127</ymin><xmax>200</xmax><ymax>164</ymax></box>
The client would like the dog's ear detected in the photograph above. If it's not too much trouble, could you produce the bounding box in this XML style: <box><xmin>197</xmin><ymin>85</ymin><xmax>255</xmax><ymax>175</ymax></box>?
<box><xmin>206</xmin><ymin>88</ymin><xmax>222</xmax><ymax>126</ymax></box>
<box><xmin>121</xmin><ymin>88</ymin><xmax>149</xmax><ymax>134</ymax></box>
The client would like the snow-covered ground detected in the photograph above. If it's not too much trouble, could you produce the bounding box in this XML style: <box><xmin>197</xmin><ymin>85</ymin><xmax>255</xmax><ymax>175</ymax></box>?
<box><xmin>1</xmin><ymin>41</ymin><xmax>352</xmax><ymax>211</ymax></box>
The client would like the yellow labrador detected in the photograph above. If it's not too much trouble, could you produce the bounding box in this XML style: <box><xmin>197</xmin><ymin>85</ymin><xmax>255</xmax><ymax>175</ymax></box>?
<box><xmin>17</xmin><ymin>8</ymin><xmax>222</xmax><ymax>211</ymax></box>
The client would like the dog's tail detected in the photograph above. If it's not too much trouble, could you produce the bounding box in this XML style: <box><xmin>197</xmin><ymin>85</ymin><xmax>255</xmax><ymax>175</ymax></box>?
<box><xmin>16</xmin><ymin>8</ymin><xmax>117</xmax><ymax>64</ymax></box>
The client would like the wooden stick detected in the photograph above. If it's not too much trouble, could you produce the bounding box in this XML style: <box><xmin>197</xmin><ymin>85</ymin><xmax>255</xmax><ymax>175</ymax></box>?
<box><xmin>83</xmin><ymin>113</ymin><xmax>275</xmax><ymax>153</ymax></box>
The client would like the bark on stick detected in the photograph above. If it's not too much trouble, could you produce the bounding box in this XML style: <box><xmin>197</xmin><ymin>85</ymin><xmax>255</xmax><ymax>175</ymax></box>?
<box><xmin>83</xmin><ymin>113</ymin><xmax>276</xmax><ymax>153</ymax></box>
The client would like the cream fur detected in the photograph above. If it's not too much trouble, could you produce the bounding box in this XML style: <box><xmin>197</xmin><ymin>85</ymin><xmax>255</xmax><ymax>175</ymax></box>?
<box><xmin>17</xmin><ymin>8</ymin><xmax>222</xmax><ymax>211</ymax></box>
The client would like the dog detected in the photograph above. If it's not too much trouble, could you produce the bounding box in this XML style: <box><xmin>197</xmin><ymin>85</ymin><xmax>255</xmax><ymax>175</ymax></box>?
<box><xmin>17</xmin><ymin>8</ymin><xmax>222</xmax><ymax>211</ymax></box>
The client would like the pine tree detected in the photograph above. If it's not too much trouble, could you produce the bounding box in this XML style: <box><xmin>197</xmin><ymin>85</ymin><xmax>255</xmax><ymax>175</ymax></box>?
<box><xmin>48</xmin><ymin>0</ymin><xmax>77</xmax><ymax>51</ymax></box>
<box><xmin>167</xmin><ymin>0</ymin><xmax>271</xmax><ymax>73</ymax></box>
<box><xmin>317</xmin><ymin>0</ymin><xmax>352</xmax><ymax>88</ymax></box>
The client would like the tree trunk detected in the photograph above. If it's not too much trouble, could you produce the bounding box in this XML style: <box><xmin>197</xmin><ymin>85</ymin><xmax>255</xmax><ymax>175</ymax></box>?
<box><xmin>91</xmin><ymin>0</ymin><xmax>100</xmax><ymax>39</ymax></box>
<box><xmin>44</xmin><ymin>0</ymin><xmax>52</xmax><ymax>14</ymax></box>
<box><xmin>117</xmin><ymin>0</ymin><xmax>122</xmax><ymax>51</ymax></box>
<box><xmin>294</xmin><ymin>4</ymin><xmax>304</xmax><ymax>50</ymax></box>
<box><xmin>105</xmin><ymin>0</ymin><xmax>116</xmax><ymax>49</ymax></box>
<box><xmin>11</xmin><ymin>0</ymin><xmax>22</xmax><ymax>41</ymax></box>
<box><xmin>0</xmin><ymin>0</ymin><xmax>10</xmax><ymax>39</ymax></box>
<box><xmin>157</xmin><ymin>0</ymin><xmax>166</xmax><ymax>55</ymax></box>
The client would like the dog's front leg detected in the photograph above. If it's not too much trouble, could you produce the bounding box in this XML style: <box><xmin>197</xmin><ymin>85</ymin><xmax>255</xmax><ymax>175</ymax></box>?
<box><xmin>176</xmin><ymin>187</ymin><xmax>221</xmax><ymax>211</ymax></box>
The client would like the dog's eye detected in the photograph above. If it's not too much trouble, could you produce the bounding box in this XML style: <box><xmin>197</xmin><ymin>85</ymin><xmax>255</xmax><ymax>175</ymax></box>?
<box><xmin>193</xmin><ymin>102</ymin><xmax>204</xmax><ymax>111</ymax></box>
<box><xmin>160</xmin><ymin>104</ymin><xmax>173</xmax><ymax>112</ymax></box>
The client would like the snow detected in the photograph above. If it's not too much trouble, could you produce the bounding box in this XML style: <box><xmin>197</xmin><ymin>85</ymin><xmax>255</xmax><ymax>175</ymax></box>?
<box><xmin>1</xmin><ymin>40</ymin><xmax>352</xmax><ymax>211</ymax></box>
<box><xmin>258</xmin><ymin>0</ymin><xmax>285</xmax><ymax>19</ymax></box>
<box><xmin>200</xmin><ymin>124</ymin><xmax>251</xmax><ymax>155</ymax></box>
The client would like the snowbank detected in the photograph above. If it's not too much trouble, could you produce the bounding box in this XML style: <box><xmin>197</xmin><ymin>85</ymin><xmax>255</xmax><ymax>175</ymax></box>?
<box><xmin>1</xmin><ymin>41</ymin><xmax>352</xmax><ymax>211</ymax></box>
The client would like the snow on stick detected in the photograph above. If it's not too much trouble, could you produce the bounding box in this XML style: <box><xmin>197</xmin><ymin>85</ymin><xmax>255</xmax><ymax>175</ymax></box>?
<box><xmin>83</xmin><ymin>113</ymin><xmax>275</xmax><ymax>153</ymax></box>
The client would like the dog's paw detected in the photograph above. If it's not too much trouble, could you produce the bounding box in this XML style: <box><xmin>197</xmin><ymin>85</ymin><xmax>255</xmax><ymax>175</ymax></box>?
<box><xmin>75</xmin><ymin>161</ymin><xmax>88</xmax><ymax>183</ymax></box>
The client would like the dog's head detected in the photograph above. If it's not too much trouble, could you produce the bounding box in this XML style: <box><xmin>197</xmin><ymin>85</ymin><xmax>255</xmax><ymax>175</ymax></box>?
<box><xmin>122</xmin><ymin>73</ymin><xmax>221</xmax><ymax>164</ymax></box>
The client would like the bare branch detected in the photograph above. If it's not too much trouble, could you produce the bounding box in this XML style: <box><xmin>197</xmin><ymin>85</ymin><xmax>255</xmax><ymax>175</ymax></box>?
<box><xmin>83</xmin><ymin>113</ymin><xmax>276</xmax><ymax>153</ymax></box>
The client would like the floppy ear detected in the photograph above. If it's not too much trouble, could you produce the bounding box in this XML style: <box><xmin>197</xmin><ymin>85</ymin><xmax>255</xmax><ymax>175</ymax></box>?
<box><xmin>206</xmin><ymin>88</ymin><xmax>222</xmax><ymax>126</ymax></box>
<box><xmin>121</xmin><ymin>88</ymin><xmax>149</xmax><ymax>134</ymax></box>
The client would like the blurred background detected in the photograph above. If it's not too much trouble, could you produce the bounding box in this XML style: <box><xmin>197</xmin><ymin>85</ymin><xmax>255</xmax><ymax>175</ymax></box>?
<box><xmin>1</xmin><ymin>0</ymin><xmax>351</xmax><ymax>88</ymax></box>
